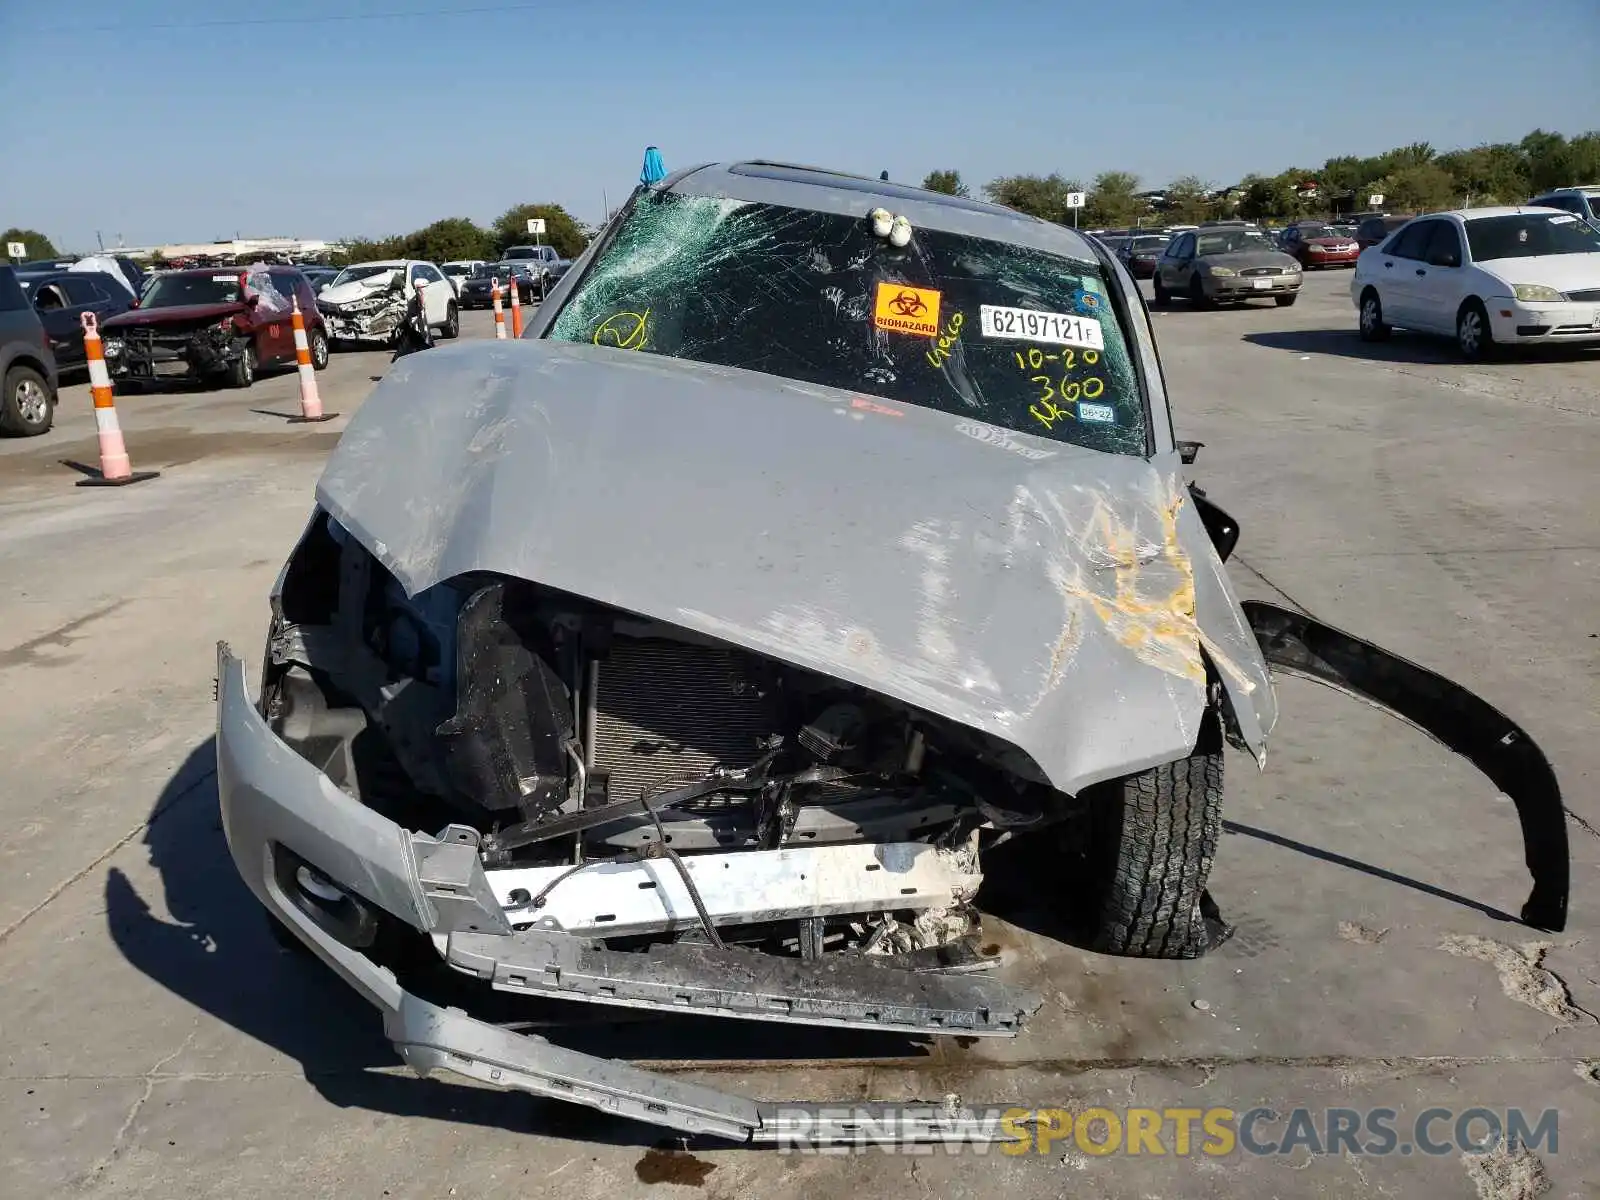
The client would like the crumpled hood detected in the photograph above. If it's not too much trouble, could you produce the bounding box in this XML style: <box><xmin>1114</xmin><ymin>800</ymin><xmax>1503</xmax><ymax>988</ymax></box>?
<box><xmin>103</xmin><ymin>301</ymin><xmax>244</xmax><ymax>328</ymax></box>
<box><xmin>319</xmin><ymin>276</ymin><xmax>402</xmax><ymax>306</ymax></box>
<box><xmin>316</xmin><ymin>340</ymin><xmax>1276</xmax><ymax>794</ymax></box>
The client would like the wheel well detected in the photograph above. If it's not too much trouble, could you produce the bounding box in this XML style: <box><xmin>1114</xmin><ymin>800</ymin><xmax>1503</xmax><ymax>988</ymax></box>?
<box><xmin>4</xmin><ymin>352</ymin><xmax>54</xmax><ymax>387</ymax></box>
<box><xmin>1360</xmin><ymin>285</ymin><xmax>1379</xmax><ymax>304</ymax></box>
<box><xmin>1457</xmin><ymin>296</ymin><xmax>1487</xmax><ymax>319</ymax></box>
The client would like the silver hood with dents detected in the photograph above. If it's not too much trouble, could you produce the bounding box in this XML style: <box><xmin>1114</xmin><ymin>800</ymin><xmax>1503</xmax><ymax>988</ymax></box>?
<box><xmin>315</xmin><ymin>339</ymin><xmax>1277</xmax><ymax>795</ymax></box>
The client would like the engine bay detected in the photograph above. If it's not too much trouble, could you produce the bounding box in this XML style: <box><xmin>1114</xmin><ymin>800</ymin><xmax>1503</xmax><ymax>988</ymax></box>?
<box><xmin>261</xmin><ymin>511</ymin><xmax>1063</xmax><ymax>962</ymax></box>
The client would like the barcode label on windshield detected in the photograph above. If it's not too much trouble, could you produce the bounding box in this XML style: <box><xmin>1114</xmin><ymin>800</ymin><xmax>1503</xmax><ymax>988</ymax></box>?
<box><xmin>979</xmin><ymin>305</ymin><xmax>1104</xmax><ymax>350</ymax></box>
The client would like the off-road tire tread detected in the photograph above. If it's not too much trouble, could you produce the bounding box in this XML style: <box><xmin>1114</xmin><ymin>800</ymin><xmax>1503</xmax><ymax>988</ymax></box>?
<box><xmin>1091</xmin><ymin>714</ymin><xmax>1223</xmax><ymax>959</ymax></box>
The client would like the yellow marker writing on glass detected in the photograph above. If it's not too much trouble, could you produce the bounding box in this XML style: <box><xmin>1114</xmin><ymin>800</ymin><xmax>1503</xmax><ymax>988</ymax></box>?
<box><xmin>594</xmin><ymin>310</ymin><xmax>651</xmax><ymax>350</ymax></box>
<box><xmin>926</xmin><ymin>311</ymin><xmax>966</xmax><ymax>368</ymax></box>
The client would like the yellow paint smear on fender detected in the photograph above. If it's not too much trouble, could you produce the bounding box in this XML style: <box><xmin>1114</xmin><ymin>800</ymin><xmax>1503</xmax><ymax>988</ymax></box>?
<box><xmin>1059</xmin><ymin>484</ymin><xmax>1205</xmax><ymax>684</ymax></box>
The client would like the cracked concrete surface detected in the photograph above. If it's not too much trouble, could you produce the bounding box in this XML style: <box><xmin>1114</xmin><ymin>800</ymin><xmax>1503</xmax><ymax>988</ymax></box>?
<box><xmin>1463</xmin><ymin>1140</ymin><xmax>1552</xmax><ymax>1200</ymax></box>
<box><xmin>1438</xmin><ymin>935</ymin><xmax>1597</xmax><ymax>1027</ymax></box>
<box><xmin>3</xmin><ymin>291</ymin><xmax>1598</xmax><ymax>1197</ymax></box>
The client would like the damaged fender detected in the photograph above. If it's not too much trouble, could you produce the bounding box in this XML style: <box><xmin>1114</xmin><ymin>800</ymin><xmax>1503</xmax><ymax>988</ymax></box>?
<box><xmin>1244</xmin><ymin>600</ymin><xmax>1569</xmax><ymax>933</ymax></box>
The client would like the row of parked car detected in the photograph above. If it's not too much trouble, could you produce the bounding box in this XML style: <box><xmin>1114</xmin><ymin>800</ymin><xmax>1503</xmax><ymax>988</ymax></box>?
<box><xmin>1089</xmin><ymin>185</ymin><xmax>1600</xmax><ymax>360</ymax></box>
<box><xmin>0</xmin><ymin>244</ymin><xmax>578</xmax><ymax>438</ymax></box>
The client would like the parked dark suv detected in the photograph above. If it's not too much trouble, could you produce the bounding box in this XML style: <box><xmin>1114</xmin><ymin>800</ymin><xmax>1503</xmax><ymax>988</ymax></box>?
<box><xmin>20</xmin><ymin>255</ymin><xmax>145</xmax><ymax>298</ymax></box>
<box><xmin>19</xmin><ymin>270</ymin><xmax>135</xmax><ymax>370</ymax></box>
<box><xmin>100</xmin><ymin>266</ymin><xmax>328</xmax><ymax>388</ymax></box>
<box><xmin>1355</xmin><ymin>214</ymin><xmax>1411</xmax><ymax>251</ymax></box>
<box><xmin>0</xmin><ymin>265</ymin><xmax>60</xmax><ymax>437</ymax></box>
<box><xmin>1528</xmin><ymin>186</ymin><xmax>1600</xmax><ymax>227</ymax></box>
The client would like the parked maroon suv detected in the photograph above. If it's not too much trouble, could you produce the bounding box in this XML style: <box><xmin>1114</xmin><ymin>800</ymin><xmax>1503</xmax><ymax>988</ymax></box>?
<box><xmin>100</xmin><ymin>265</ymin><xmax>328</xmax><ymax>388</ymax></box>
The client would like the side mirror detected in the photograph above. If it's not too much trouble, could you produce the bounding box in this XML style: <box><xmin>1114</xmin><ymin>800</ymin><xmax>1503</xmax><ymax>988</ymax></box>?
<box><xmin>1176</xmin><ymin>439</ymin><xmax>1204</xmax><ymax>465</ymax></box>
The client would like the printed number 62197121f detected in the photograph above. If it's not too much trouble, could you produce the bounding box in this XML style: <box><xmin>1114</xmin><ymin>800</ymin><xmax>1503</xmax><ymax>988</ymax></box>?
<box><xmin>979</xmin><ymin>304</ymin><xmax>1105</xmax><ymax>351</ymax></box>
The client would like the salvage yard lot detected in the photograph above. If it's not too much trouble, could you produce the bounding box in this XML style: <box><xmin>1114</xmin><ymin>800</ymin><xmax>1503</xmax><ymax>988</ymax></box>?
<box><xmin>2</xmin><ymin>280</ymin><xmax>1597</xmax><ymax>1198</ymax></box>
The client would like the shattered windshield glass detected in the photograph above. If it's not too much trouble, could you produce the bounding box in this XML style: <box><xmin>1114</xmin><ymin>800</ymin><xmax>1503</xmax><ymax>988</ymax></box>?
<box><xmin>545</xmin><ymin>193</ymin><xmax>1149</xmax><ymax>456</ymax></box>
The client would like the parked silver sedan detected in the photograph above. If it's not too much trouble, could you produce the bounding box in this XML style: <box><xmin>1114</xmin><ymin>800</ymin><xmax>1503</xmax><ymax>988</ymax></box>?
<box><xmin>1152</xmin><ymin>227</ymin><xmax>1303</xmax><ymax>308</ymax></box>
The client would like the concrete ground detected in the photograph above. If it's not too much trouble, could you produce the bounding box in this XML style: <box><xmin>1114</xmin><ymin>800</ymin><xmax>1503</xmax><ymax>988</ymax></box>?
<box><xmin>2</xmin><ymin>280</ymin><xmax>1597</xmax><ymax>1199</ymax></box>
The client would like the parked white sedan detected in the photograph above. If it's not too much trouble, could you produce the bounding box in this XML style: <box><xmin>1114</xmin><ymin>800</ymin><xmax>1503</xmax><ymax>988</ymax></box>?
<box><xmin>1351</xmin><ymin>207</ymin><xmax>1600</xmax><ymax>360</ymax></box>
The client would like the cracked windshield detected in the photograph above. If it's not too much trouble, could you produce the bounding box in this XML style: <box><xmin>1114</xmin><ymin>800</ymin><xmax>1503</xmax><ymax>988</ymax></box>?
<box><xmin>547</xmin><ymin>193</ymin><xmax>1148</xmax><ymax>455</ymax></box>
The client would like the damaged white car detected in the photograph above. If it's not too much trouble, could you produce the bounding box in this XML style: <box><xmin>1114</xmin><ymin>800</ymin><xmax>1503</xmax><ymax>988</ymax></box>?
<box><xmin>217</xmin><ymin>162</ymin><xmax>1568</xmax><ymax>1146</ymax></box>
<box><xmin>317</xmin><ymin>259</ymin><xmax>460</xmax><ymax>346</ymax></box>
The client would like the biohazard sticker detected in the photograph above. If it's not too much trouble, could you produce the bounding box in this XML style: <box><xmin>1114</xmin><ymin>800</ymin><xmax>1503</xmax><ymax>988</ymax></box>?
<box><xmin>873</xmin><ymin>283</ymin><xmax>942</xmax><ymax>337</ymax></box>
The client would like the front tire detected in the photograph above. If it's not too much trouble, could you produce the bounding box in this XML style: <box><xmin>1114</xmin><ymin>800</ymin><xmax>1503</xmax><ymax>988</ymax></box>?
<box><xmin>1152</xmin><ymin>276</ymin><xmax>1171</xmax><ymax>308</ymax></box>
<box><xmin>1084</xmin><ymin>710</ymin><xmax>1224</xmax><ymax>959</ymax></box>
<box><xmin>309</xmin><ymin>328</ymin><xmax>330</xmax><ymax>370</ymax></box>
<box><xmin>1358</xmin><ymin>289</ymin><xmax>1391</xmax><ymax>341</ymax></box>
<box><xmin>1274</xmin><ymin>293</ymin><xmax>1298</xmax><ymax>307</ymax></box>
<box><xmin>1456</xmin><ymin>300</ymin><xmax>1494</xmax><ymax>361</ymax></box>
<box><xmin>0</xmin><ymin>364</ymin><xmax>54</xmax><ymax>437</ymax></box>
<box><xmin>228</xmin><ymin>344</ymin><xmax>256</xmax><ymax>389</ymax></box>
<box><xmin>441</xmin><ymin>302</ymin><xmax>460</xmax><ymax>339</ymax></box>
<box><xmin>1189</xmin><ymin>275</ymin><xmax>1212</xmax><ymax>308</ymax></box>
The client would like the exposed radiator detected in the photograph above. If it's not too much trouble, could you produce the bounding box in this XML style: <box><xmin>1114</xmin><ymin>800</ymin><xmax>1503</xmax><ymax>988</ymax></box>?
<box><xmin>589</xmin><ymin>637</ymin><xmax>779</xmax><ymax>803</ymax></box>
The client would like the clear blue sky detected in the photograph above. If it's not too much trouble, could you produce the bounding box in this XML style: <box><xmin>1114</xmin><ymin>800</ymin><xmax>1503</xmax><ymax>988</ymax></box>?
<box><xmin>2</xmin><ymin>0</ymin><xmax>1597</xmax><ymax>252</ymax></box>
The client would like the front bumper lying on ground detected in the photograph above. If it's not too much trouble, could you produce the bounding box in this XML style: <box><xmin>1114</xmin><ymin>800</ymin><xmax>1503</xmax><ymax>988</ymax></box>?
<box><xmin>215</xmin><ymin>643</ymin><xmax>1042</xmax><ymax>1144</ymax></box>
<box><xmin>1242</xmin><ymin>601</ymin><xmax>1569</xmax><ymax>932</ymax></box>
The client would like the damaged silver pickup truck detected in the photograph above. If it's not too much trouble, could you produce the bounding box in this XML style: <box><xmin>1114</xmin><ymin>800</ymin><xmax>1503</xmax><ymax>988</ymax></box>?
<box><xmin>216</xmin><ymin>162</ymin><xmax>1568</xmax><ymax>1146</ymax></box>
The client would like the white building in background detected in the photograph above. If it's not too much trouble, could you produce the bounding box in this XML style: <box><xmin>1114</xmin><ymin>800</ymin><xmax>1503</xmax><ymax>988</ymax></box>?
<box><xmin>116</xmin><ymin>237</ymin><xmax>346</xmax><ymax>262</ymax></box>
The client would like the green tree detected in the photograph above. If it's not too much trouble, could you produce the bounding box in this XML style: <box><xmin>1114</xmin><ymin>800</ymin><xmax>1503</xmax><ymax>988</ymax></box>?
<box><xmin>1385</xmin><ymin>142</ymin><xmax>1435</xmax><ymax>172</ymax></box>
<box><xmin>3</xmin><ymin>227</ymin><xmax>58</xmax><ymax>260</ymax></box>
<box><xmin>491</xmin><ymin>203</ymin><xmax>589</xmax><ymax>259</ymax></box>
<box><xmin>1162</xmin><ymin>176</ymin><xmax>1214</xmax><ymax>224</ymax></box>
<box><xmin>983</xmin><ymin>173</ymin><xmax>1084</xmax><ymax>224</ymax></box>
<box><xmin>1319</xmin><ymin>155</ymin><xmax>1370</xmax><ymax>195</ymax></box>
<box><xmin>1519</xmin><ymin>130</ymin><xmax>1568</xmax><ymax>191</ymax></box>
<box><xmin>1436</xmin><ymin>143</ymin><xmax>1529</xmax><ymax>207</ymax></box>
<box><xmin>1538</xmin><ymin>131</ymin><xmax>1600</xmax><ymax>193</ymax></box>
<box><xmin>1085</xmin><ymin>171</ymin><xmax>1141</xmax><ymax>228</ymax></box>
<box><xmin>921</xmin><ymin>169</ymin><xmax>970</xmax><ymax>197</ymax></box>
<box><xmin>401</xmin><ymin>216</ymin><xmax>496</xmax><ymax>263</ymax></box>
<box><xmin>1383</xmin><ymin>163</ymin><xmax>1459</xmax><ymax>212</ymax></box>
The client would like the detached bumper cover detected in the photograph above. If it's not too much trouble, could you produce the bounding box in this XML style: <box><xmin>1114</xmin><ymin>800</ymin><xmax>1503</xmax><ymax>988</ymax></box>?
<box><xmin>1244</xmin><ymin>601</ymin><xmax>1569</xmax><ymax>932</ymax></box>
<box><xmin>215</xmin><ymin>643</ymin><xmax>1038</xmax><ymax>1143</ymax></box>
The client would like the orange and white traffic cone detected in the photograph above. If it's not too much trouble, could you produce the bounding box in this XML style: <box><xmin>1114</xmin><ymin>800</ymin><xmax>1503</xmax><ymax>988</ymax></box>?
<box><xmin>509</xmin><ymin>274</ymin><xmax>523</xmax><ymax>337</ymax></box>
<box><xmin>286</xmin><ymin>296</ymin><xmax>337</xmax><ymax>423</ymax></box>
<box><xmin>77</xmin><ymin>311</ymin><xmax>158</xmax><ymax>488</ymax></box>
<box><xmin>492</xmin><ymin>280</ymin><xmax>507</xmax><ymax>340</ymax></box>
